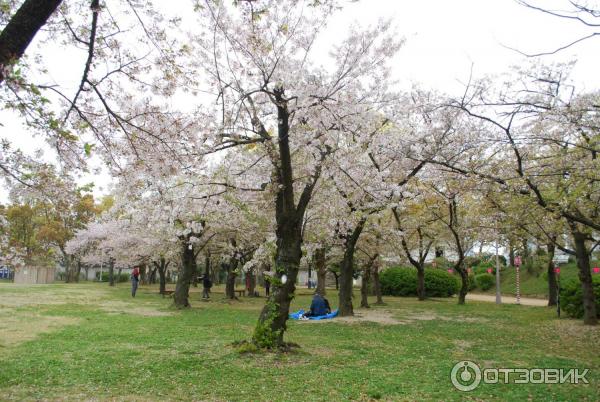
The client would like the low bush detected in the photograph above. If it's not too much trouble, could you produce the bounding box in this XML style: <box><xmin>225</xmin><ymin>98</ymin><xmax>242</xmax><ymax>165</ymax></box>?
<box><xmin>97</xmin><ymin>272</ymin><xmax>130</xmax><ymax>283</ymax></box>
<box><xmin>474</xmin><ymin>273</ymin><xmax>495</xmax><ymax>291</ymax></box>
<box><xmin>380</xmin><ymin>267</ymin><xmax>460</xmax><ymax>297</ymax></box>
<box><xmin>467</xmin><ymin>275</ymin><xmax>477</xmax><ymax>291</ymax></box>
<box><xmin>559</xmin><ymin>276</ymin><xmax>600</xmax><ymax>319</ymax></box>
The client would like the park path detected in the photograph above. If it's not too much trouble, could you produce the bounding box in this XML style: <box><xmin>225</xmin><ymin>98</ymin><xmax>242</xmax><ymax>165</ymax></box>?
<box><xmin>466</xmin><ymin>293</ymin><xmax>548</xmax><ymax>307</ymax></box>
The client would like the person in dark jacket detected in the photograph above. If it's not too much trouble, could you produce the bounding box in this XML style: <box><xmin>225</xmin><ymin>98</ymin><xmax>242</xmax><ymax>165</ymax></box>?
<box><xmin>131</xmin><ymin>267</ymin><xmax>140</xmax><ymax>297</ymax></box>
<box><xmin>202</xmin><ymin>275</ymin><xmax>212</xmax><ymax>299</ymax></box>
<box><xmin>305</xmin><ymin>293</ymin><xmax>330</xmax><ymax>317</ymax></box>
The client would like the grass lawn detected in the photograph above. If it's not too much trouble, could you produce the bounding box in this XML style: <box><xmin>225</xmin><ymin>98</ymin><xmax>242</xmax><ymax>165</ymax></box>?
<box><xmin>0</xmin><ymin>282</ymin><xmax>598</xmax><ymax>401</ymax></box>
<box><xmin>480</xmin><ymin>261</ymin><xmax>598</xmax><ymax>299</ymax></box>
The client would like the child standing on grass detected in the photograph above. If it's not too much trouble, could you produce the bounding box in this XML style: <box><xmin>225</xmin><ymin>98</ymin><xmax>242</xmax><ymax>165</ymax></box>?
<box><xmin>131</xmin><ymin>266</ymin><xmax>140</xmax><ymax>297</ymax></box>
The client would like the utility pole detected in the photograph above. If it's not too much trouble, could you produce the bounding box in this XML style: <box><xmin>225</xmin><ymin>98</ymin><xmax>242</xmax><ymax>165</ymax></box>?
<box><xmin>515</xmin><ymin>256</ymin><xmax>522</xmax><ymax>305</ymax></box>
<box><xmin>495</xmin><ymin>219</ymin><xmax>502</xmax><ymax>304</ymax></box>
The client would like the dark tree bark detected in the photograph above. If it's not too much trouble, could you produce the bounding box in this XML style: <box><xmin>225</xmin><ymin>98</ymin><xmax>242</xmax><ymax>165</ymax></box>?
<box><xmin>247</xmin><ymin>269</ymin><xmax>257</xmax><ymax>296</ymax></box>
<box><xmin>394</xmin><ymin>210</ymin><xmax>433</xmax><ymax>302</ymax></box>
<box><xmin>204</xmin><ymin>253</ymin><xmax>211</xmax><ymax>277</ymax></box>
<box><xmin>547</xmin><ymin>241</ymin><xmax>558</xmax><ymax>306</ymax></box>
<box><xmin>225</xmin><ymin>239</ymin><xmax>239</xmax><ymax>300</ymax></box>
<box><xmin>252</xmin><ymin>87</ymin><xmax>326</xmax><ymax>348</ymax></box>
<box><xmin>154</xmin><ymin>257</ymin><xmax>169</xmax><ymax>295</ymax></box>
<box><xmin>338</xmin><ymin>217</ymin><xmax>367</xmax><ymax>316</ymax></box>
<box><xmin>108</xmin><ymin>258</ymin><xmax>115</xmax><ymax>287</ymax></box>
<box><xmin>416</xmin><ymin>268</ymin><xmax>425</xmax><ymax>301</ymax></box>
<box><xmin>0</xmin><ymin>0</ymin><xmax>63</xmax><ymax>84</ymax></box>
<box><xmin>61</xmin><ymin>247</ymin><xmax>74</xmax><ymax>283</ymax></box>
<box><xmin>139</xmin><ymin>263</ymin><xmax>147</xmax><ymax>285</ymax></box>
<box><xmin>174</xmin><ymin>242</ymin><xmax>197</xmax><ymax>308</ymax></box>
<box><xmin>372</xmin><ymin>258</ymin><xmax>384</xmax><ymax>305</ymax></box>
<box><xmin>360</xmin><ymin>261</ymin><xmax>372</xmax><ymax>308</ymax></box>
<box><xmin>314</xmin><ymin>247</ymin><xmax>327</xmax><ymax>296</ymax></box>
<box><xmin>332</xmin><ymin>272</ymin><xmax>339</xmax><ymax>290</ymax></box>
<box><xmin>76</xmin><ymin>258</ymin><xmax>82</xmax><ymax>282</ymax></box>
<box><xmin>572</xmin><ymin>229</ymin><xmax>597</xmax><ymax>325</ymax></box>
<box><xmin>444</xmin><ymin>197</ymin><xmax>467</xmax><ymax>304</ymax></box>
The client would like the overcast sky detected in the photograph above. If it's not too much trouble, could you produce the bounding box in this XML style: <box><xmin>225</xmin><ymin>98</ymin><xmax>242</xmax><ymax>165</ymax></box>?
<box><xmin>1</xmin><ymin>0</ymin><xmax>599</xmax><ymax>203</ymax></box>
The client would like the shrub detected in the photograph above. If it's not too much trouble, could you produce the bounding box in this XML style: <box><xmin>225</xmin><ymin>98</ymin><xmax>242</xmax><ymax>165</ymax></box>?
<box><xmin>559</xmin><ymin>276</ymin><xmax>600</xmax><ymax>319</ymax></box>
<box><xmin>426</xmin><ymin>268</ymin><xmax>461</xmax><ymax>296</ymax></box>
<box><xmin>464</xmin><ymin>256</ymin><xmax>482</xmax><ymax>269</ymax></box>
<box><xmin>523</xmin><ymin>255</ymin><xmax>548</xmax><ymax>276</ymax></box>
<box><xmin>380</xmin><ymin>267</ymin><xmax>415</xmax><ymax>297</ymax></box>
<box><xmin>473</xmin><ymin>265</ymin><xmax>496</xmax><ymax>276</ymax></box>
<box><xmin>380</xmin><ymin>267</ymin><xmax>460</xmax><ymax>297</ymax></box>
<box><xmin>97</xmin><ymin>272</ymin><xmax>130</xmax><ymax>283</ymax></box>
<box><xmin>474</xmin><ymin>273</ymin><xmax>495</xmax><ymax>291</ymax></box>
<box><xmin>467</xmin><ymin>275</ymin><xmax>477</xmax><ymax>291</ymax></box>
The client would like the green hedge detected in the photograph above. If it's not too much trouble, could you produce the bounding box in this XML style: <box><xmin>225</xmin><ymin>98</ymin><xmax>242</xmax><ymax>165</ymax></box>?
<box><xmin>380</xmin><ymin>267</ymin><xmax>460</xmax><ymax>297</ymax></box>
<box><xmin>97</xmin><ymin>272</ymin><xmax>130</xmax><ymax>283</ymax></box>
<box><xmin>474</xmin><ymin>273</ymin><xmax>495</xmax><ymax>291</ymax></box>
<box><xmin>559</xmin><ymin>276</ymin><xmax>600</xmax><ymax>319</ymax></box>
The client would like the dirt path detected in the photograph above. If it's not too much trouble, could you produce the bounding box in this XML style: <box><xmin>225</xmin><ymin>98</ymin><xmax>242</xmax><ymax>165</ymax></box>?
<box><xmin>467</xmin><ymin>293</ymin><xmax>548</xmax><ymax>306</ymax></box>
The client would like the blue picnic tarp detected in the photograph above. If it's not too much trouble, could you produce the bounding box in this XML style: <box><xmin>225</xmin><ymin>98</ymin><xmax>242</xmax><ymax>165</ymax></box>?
<box><xmin>289</xmin><ymin>309</ymin><xmax>339</xmax><ymax>320</ymax></box>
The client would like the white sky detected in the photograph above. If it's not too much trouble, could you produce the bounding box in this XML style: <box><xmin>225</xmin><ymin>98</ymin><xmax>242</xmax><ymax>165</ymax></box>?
<box><xmin>1</xmin><ymin>0</ymin><xmax>599</xmax><ymax>203</ymax></box>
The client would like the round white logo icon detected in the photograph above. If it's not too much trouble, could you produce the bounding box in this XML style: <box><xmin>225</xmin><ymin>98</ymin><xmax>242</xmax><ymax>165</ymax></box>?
<box><xmin>451</xmin><ymin>360</ymin><xmax>482</xmax><ymax>391</ymax></box>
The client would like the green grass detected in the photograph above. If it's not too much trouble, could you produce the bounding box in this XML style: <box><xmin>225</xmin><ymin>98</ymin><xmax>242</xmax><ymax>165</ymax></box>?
<box><xmin>0</xmin><ymin>282</ymin><xmax>598</xmax><ymax>401</ymax></box>
<box><xmin>479</xmin><ymin>262</ymin><xmax>598</xmax><ymax>298</ymax></box>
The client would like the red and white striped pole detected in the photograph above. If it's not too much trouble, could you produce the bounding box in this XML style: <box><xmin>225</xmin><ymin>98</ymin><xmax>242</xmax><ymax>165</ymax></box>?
<box><xmin>515</xmin><ymin>256</ymin><xmax>521</xmax><ymax>305</ymax></box>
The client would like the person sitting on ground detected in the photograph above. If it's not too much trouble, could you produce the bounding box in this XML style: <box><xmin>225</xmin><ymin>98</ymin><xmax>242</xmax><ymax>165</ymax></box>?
<box><xmin>323</xmin><ymin>295</ymin><xmax>332</xmax><ymax>314</ymax></box>
<box><xmin>305</xmin><ymin>293</ymin><xmax>329</xmax><ymax>317</ymax></box>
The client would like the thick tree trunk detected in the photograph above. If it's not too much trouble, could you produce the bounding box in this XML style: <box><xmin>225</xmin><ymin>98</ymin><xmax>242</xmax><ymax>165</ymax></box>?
<box><xmin>139</xmin><ymin>264</ymin><xmax>147</xmax><ymax>285</ymax></box>
<box><xmin>360</xmin><ymin>263</ymin><xmax>371</xmax><ymax>308</ymax></box>
<box><xmin>416</xmin><ymin>267</ymin><xmax>425</xmax><ymax>301</ymax></box>
<box><xmin>174</xmin><ymin>243</ymin><xmax>196</xmax><ymax>308</ymax></box>
<box><xmin>0</xmin><ymin>0</ymin><xmax>63</xmax><ymax>84</ymax></box>
<box><xmin>572</xmin><ymin>230</ymin><xmax>597</xmax><ymax>325</ymax></box>
<box><xmin>372</xmin><ymin>259</ymin><xmax>384</xmax><ymax>305</ymax></box>
<box><xmin>225</xmin><ymin>239</ymin><xmax>240</xmax><ymax>299</ymax></box>
<box><xmin>338</xmin><ymin>218</ymin><xmax>367</xmax><ymax>317</ymax></box>
<box><xmin>149</xmin><ymin>267</ymin><xmax>157</xmax><ymax>284</ymax></box>
<box><xmin>253</xmin><ymin>227</ymin><xmax>302</xmax><ymax>348</ymax></box>
<box><xmin>225</xmin><ymin>264</ymin><xmax>237</xmax><ymax>299</ymax></box>
<box><xmin>315</xmin><ymin>248</ymin><xmax>327</xmax><ymax>296</ymax></box>
<box><xmin>108</xmin><ymin>258</ymin><xmax>115</xmax><ymax>287</ymax></box>
<box><xmin>457</xmin><ymin>268</ymin><xmax>468</xmax><ymax>305</ymax></box>
<box><xmin>155</xmin><ymin>257</ymin><xmax>169</xmax><ymax>294</ymax></box>
<box><xmin>62</xmin><ymin>248</ymin><xmax>73</xmax><ymax>283</ymax></box>
<box><xmin>252</xmin><ymin>87</ymin><xmax>323</xmax><ymax>348</ymax></box>
<box><xmin>247</xmin><ymin>270</ymin><xmax>257</xmax><ymax>296</ymax></box>
<box><xmin>75</xmin><ymin>259</ymin><xmax>82</xmax><ymax>282</ymax></box>
<box><xmin>158</xmin><ymin>264</ymin><xmax>167</xmax><ymax>295</ymax></box>
<box><xmin>547</xmin><ymin>241</ymin><xmax>558</xmax><ymax>306</ymax></box>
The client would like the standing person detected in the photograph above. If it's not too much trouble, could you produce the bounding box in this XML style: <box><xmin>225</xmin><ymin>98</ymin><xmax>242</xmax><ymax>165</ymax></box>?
<box><xmin>264</xmin><ymin>265</ymin><xmax>271</xmax><ymax>297</ymax></box>
<box><xmin>131</xmin><ymin>266</ymin><xmax>140</xmax><ymax>297</ymax></box>
<box><xmin>202</xmin><ymin>275</ymin><xmax>212</xmax><ymax>299</ymax></box>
